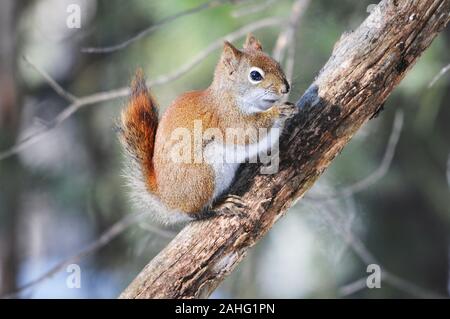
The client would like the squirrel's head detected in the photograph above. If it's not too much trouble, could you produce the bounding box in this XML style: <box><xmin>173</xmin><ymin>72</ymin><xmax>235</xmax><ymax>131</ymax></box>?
<box><xmin>214</xmin><ymin>33</ymin><xmax>290</xmax><ymax>113</ymax></box>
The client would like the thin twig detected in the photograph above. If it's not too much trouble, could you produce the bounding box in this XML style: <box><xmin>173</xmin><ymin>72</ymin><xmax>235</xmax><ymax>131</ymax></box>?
<box><xmin>0</xmin><ymin>88</ymin><xmax>129</xmax><ymax>161</ymax></box>
<box><xmin>307</xmin><ymin>110</ymin><xmax>404</xmax><ymax>201</ymax></box>
<box><xmin>141</xmin><ymin>17</ymin><xmax>282</xmax><ymax>86</ymax></box>
<box><xmin>272</xmin><ymin>0</ymin><xmax>310</xmax><ymax>62</ymax></box>
<box><xmin>0</xmin><ymin>18</ymin><xmax>282</xmax><ymax>161</ymax></box>
<box><xmin>138</xmin><ymin>222</ymin><xmax>177</xmax><ymax>239</ymax></box>
<box><xmin>232</xmin><ymin>0</ymin><xmax>276</xmax><ymax>18</ymax></box>
<box><xmin>339</xmin><ymin>277</ymin><xmax>368</xmax><ymax>296</ymax></box>
<box><xmin>285</xmin><ymin>39</ymin><xmax>297</xmax><ymax>89</ymax></box>
<box><xmin>322</xmin><ymin>207</ymin><xmax>377</xmax><ymax>265</ymax></box>
<box><xmin>82</xmin><ymin>0</ymin><xmax>235</xmax><ymax>54</ymax></box>
<box><xmin>382</xmin><ymin>272</ymin><xmax>446</xmax><ymax>299</ymax></box>
<box><xmin>273</xmin><ymin>0</ymin><xmax>310</xmax><ymax>101</ymax></box>
<box><xmin>1</xmin><ymin>213</ymin><xmax>145</xmax><ymax>299</ymax></box>
<box><xmin>22</xmin><ymin>56</ymin><xmax>77</xmax><ymax>102</ymax></box>
<box><xmin>339</xmin><ymin>268</ymin><xmax>446</xmax><ymax>298</ymax></box>
<box><xmin>428</xmin><ymin>63</ymin><xmax>450</xmax><ymax>87</ymax></box>
<box><xmin>323</xmin><ymin>204</ymin><xmax>445</xmax><ymax>298</ymax></box>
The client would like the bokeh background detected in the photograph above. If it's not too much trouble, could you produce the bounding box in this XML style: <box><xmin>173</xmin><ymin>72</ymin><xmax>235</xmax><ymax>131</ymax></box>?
<box><xmin>0</xmin><ymin>0</ymin><xmax>449</xmax><ymax>298</ymax></box>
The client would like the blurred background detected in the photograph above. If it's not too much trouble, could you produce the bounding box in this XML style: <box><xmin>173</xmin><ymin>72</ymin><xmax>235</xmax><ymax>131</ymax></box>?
<box><xmin>0</xmin><ymin>0</ymin><xmax>449</xmax><ymax>299</ymax></box>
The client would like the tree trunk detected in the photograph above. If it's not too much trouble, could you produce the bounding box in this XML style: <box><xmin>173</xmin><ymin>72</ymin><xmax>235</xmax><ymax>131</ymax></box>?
<box><xmin>119</xmin><ymin>0</ymin><xmax>450</xmax><ymax>299</ymax></box>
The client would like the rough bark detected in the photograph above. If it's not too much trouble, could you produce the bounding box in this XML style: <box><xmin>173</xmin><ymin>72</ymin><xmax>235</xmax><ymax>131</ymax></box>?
<box><xmin>120</xmin><ymin>0</ymin><xmax>450</xmax><ymax>299</ymax></box>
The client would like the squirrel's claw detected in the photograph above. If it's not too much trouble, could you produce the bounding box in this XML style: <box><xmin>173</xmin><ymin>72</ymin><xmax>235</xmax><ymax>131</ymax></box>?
<box><xmin>222</xmin><ymin>194</ymin><xmax>247</xmax><ymax>208</ymax></box>
<box><xmin>277</xmin><ymin>102</ymin><xmax>299</xmax><ymax>120</ymax></box>
<box><xmin>194</xmin><ymin>195</ymin><xmax>248</xmax><ymax>221</ymax></box>
<box><xmin>215</xmin><ymin>195</ymin><xmax>248</xmax><ymax>219</ymax></box>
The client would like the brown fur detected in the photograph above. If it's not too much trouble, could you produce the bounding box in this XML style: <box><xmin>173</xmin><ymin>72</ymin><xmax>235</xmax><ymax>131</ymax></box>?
<box><xmin>119</xmin><ymin>69</ymin><xmax>158</xmax><ymax>192</ymax></box>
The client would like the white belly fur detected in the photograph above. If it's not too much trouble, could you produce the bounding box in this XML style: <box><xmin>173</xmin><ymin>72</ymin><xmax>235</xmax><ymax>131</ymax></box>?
<box><xmin>204</xmin><ymin>124</ymin><xmax>282</xmax><ymax>200</ymax></box>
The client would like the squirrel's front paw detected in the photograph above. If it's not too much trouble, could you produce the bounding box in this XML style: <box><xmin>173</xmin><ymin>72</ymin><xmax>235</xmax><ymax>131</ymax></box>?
<box><xmin>277</xmin><ymin>102</ymin><xmax>298</xmax><ymax>120</ymax></box>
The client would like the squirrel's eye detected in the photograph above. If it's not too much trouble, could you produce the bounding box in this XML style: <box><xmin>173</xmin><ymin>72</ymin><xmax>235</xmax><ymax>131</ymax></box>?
<box><xmin>250</xmin><ymin>71</ymin><xmax>262</xmax><ymax>81</ymax></box>
<box><xmin>248</xmin><ymin>67</ymin><xmax>264</xmax><ymax>84</ymax></box>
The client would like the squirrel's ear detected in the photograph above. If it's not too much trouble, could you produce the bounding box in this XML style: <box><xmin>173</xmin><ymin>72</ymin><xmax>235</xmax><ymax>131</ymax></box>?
<box><xmin>243</xmin><ymin>33</ymin><xmax>262</xmax><ymax>51</ymax></box>
<box><xmin>221</xmin><ymin>41</ymin><xmax>242</xmax><ymax>73</ymax></box>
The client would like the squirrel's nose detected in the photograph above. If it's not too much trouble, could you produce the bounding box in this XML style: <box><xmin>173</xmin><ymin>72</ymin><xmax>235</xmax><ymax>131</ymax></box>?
<box><xmin>280</xmin><ymin>80</ymin><xmax>290</xmax><ymax>94</ymax></box>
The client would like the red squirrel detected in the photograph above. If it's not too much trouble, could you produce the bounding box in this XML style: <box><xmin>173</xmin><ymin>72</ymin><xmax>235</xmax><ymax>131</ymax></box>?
<box><xmin>119</xmin><ymin>34</ymin><xmax>297</xmax><ymax>224</ymax></box>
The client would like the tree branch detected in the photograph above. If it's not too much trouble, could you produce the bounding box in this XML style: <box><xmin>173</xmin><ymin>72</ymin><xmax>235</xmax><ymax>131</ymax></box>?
<box><xmin>272</xmin><ymin>0</ymin><xmax>310</xmax><ymax>62</ymax></box>
<box><xmin>81</xmin><ymin>0</ymin><xmax>240</xmax><ymax>54</ymax></box>
<box><xmin>1</xmin><ymin>213</ymin><xmax>145</xmax><ymax>298</ymax></box>
<box><xmin>322</xmin><ymin>202</ymin><xmax>445</xmax><ymax>298</ymax></box>
<box><xmin>428</xmin><ymin>62</ymin><xmax>450</xmax><ymax>87</ymax></box>
<box><xmin>22</xmin><ymin>56</ymin><xmax>77</xmax><ymax>102</ymax></box>
<box><xmin>273</xmin><ymin>0</ymin><xmax>310</xmax><ymax>102</ymax></box>
<box><xmin>232</xmin><ymin>0</ymin><xmax>276</xmax><ymax>18</ymax></box>
<box><xmin>119</xmin><ymin>0</ymin><xmax>450</xmax><ymax>299</ymax></box>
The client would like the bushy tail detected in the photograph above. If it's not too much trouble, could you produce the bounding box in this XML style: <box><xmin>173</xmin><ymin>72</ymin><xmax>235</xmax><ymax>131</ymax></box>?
<box><xmin>118</xmin><ymin>69</ymin><xmax>158</xmax><ymax>193</ymax></box>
